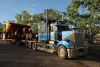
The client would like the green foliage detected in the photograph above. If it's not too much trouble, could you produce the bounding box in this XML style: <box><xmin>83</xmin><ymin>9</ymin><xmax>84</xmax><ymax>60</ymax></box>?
<box><xmin>32</xmin><ymin>13</ymin><xmax>43</xmax><ymax>23</ymax></box>
<box><xmin>22</xmin><ymin>11</ymin><xmax>31</xmax><ymax>24</ymax></box>
<box><xmin>15</xmin><ymin>10</ymin><xmax>31</xmax><ymax>25</ymax></box>
<box><xmin>15</xmin><ymin>14</ymin><xmax>23</xmax><ymax>24</ymax></box>
<box><xmin>66</xmin><ymin>0</ymin><xmax>100</xmax><ymax>28</ymax></box>
<box><xmin>43</xmin><ymin>9</ymin><xmax>62</xmax><ymax>21</ymax></box>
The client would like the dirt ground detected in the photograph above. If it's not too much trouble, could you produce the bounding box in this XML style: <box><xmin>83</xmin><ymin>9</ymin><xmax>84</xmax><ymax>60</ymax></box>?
<box><xmin>0</xmin><ymin>41</ymin><xmax>100</xmax><ymax>67</ymax></box>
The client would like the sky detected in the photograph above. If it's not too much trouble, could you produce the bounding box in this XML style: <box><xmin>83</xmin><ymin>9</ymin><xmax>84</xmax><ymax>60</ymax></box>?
<box><xmin>0</xmin><ymin>0</ymin><xmax>71</xmax><ymax>23</ymax></box>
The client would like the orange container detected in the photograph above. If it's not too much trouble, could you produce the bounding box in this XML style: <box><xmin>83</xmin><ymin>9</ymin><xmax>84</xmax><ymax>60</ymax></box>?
<box><xmin>5</xmin><ymin>22</ymin><xmax>13</xmax><ymax>32</ymax></box>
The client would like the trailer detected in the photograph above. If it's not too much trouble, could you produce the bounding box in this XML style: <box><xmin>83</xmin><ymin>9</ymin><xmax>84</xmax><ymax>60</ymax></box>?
<box><xmin>25</xmin><ymin>20</ymin><xmax>89</xmax><ymax>59</ymax></box>
<box><xmin>2</xmin><ymin>22</ymin><xmax>31</xmax><ymax>45</ymax></box>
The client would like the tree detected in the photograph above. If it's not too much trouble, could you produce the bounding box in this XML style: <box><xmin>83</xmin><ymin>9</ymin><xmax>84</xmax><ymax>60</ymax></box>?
<box><xmin>31</xmin><ymin>13</ymin><xmax>43</xmax><ymax>33</ymax></box>
<box><xmin>32</xmin><ymin>13</ymin><xmax>43</xmax><ymax>23</ymax></box>
<box><xmin>66</xmin><ymin>0</ymin><xmax>100</xmax><ymax>28</ymax></box>
<box><xmin>22</xmin><ymin>11</ymin><xmax>31</xmax><ymax>24</ymax></box>
<box><xmin>15</xmin><ymin>14</ymin><xmax>23</xmax><ymax>24</ymax></box>
<box><xmin>15</xmin><ymin>10</ymin><xmax>31</xmax><ymax>25</ymax></box>
<box><xmin>43</xmin><ymin>9</ymin><xmax>62</xmax><ymax>21</ymax></box>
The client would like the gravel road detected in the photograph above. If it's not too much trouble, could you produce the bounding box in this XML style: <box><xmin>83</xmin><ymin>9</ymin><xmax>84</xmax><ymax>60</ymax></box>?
<box><xmin>0</xmin><ymin>43</ymin><xmax>100</xmax><ymax>67</ymax></box>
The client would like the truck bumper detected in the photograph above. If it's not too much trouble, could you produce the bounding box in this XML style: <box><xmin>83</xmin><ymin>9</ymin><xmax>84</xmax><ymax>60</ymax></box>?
<box><xmin>67</xmin><ymin>47</ymin><xmax>89</xmax><ymax>58</ymax></box>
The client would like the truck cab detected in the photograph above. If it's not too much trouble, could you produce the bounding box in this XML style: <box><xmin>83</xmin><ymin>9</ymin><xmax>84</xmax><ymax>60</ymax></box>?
<box><xmin>36</xmin><ymin>20</ymin><xmax>88</xmax><ymax>59</ymax></box>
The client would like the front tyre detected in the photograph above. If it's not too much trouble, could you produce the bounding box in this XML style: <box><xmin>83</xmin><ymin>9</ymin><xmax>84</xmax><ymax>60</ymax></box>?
<box><xmin>58</xmin><ymin>45</ymin><xmax>67</xmax><ymax>59</ymax></box>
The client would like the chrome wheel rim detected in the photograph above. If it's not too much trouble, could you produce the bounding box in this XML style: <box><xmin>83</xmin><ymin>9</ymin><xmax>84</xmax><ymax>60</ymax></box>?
<box><xmin>59</xmin><ymin>48</ymin><xmax>64</xmax><ymax>57</ymax></box>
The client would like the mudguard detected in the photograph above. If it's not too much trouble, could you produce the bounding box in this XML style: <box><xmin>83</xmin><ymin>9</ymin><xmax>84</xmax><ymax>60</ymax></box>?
<box><xmin>54</xmin><ymin>41</ymin><xmax>70</xmax><ymax>49</ymax></box>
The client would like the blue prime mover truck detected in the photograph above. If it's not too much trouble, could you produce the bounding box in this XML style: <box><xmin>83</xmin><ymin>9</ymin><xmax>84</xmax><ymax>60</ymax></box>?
<box><xmin>25</xmin><ymin>20</ymin><xmax>89</xmax><ymax>59</ymax></box>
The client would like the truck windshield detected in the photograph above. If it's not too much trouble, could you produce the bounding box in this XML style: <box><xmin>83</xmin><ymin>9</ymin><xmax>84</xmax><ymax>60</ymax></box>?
<box><xmin>57</xmin><ymin>25</ymin><xmax>71</xmax><ymax>32</ymax></box>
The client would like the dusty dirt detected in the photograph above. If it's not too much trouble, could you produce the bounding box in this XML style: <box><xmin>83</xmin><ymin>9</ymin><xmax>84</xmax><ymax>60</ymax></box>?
<box><xmin>0</xmin><ymin>41</ymin><xmax>100</xmax><ymax>67</ymax></box>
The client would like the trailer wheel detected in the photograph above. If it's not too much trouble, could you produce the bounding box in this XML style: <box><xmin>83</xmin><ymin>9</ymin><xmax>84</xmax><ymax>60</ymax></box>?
<box><xmin>25</xmin><ymin>42</ymin><xmax>28</xmax><ymax>48</ymax></box>
<box><xmin>28</xmin><ymin>42</ymin><xmax>32</xmax><ymax>48</ymax></box>
<box><xmin>58</xmin><ymin>45</ymin><xmax>67</xmax><ymax>59</ymax></box>
<box><xmin>32</xmin><ymin>43</ymin><xmax>36</xmax><ymax>50</ymax></box>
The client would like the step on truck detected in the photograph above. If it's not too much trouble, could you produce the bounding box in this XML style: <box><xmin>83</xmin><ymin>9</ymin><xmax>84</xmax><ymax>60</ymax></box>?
<box><xmin>25</xmin><ymin>20</ymin><xmax>89</xmax><ymax>59</ymax></box>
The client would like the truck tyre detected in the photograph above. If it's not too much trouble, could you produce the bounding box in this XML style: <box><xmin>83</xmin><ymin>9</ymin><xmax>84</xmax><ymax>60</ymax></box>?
<box><xmin>28</xmin><ymin>42</ymin><xmax>32</xmax><ymax>48</ymax></box>
<box><xmin>58</xmin><ymin>45</ymin><xmax>67</xmax><ymax>59</ymax></box>
<box><xmin>32</xmin><ymin>43</ymin><xmax>36</xmax><ymax>50</ymax></box>
<box><xmin>25</xmin><ymin>42</ymin><xmax>28</xmax><ymax>48</ymax></box>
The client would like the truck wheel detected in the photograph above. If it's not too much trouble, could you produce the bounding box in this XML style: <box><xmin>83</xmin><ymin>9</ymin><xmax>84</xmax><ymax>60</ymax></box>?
<box><xmin>58</xmin><ymin>45</ymin><xmax>67</xmax><ymax>59</ymax></box>
<box><xmin>28</xmin><ymin>42</ymin><xmax>32</xmax><ymax>48</ymax></box>
<box><xmin>32</xmin><ymin>43</ymin><xmax>36</xmax><ymax>50</ymax></box>
<box><xmin>25</xmin><ymin>42</ymin><xmax>28</xmax><ymax>47</ymax></box>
